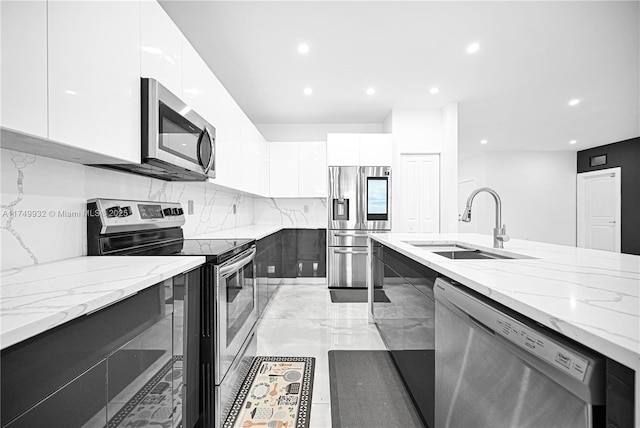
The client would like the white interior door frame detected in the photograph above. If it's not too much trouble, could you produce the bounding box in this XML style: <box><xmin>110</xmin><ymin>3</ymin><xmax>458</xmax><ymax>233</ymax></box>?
<box><xmin>577</xmin><ymin>167</ymin><xmax>621</xmax><ymax>252</ymax></box>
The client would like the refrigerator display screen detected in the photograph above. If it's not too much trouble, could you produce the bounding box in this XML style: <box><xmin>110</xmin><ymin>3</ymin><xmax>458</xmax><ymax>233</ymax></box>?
<box><xmin>367</xmin><ymin>178</ymin><xmax>388</xmax><ymax>219</ymax></box>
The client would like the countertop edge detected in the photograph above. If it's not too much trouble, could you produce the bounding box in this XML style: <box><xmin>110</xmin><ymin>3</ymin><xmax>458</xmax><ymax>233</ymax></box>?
<box><xmin>1</xmin><ymin>256</ymin><xmax>206</xmax><ymax>350</ymax></box>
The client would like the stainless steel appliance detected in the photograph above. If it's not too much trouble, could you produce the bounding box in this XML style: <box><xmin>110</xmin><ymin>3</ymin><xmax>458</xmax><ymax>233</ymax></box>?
<box><xmin>93</xmin><ymin>78</ymin><xmax>216</xmax><ymax>181</ymax></box>
<box><xmin>434</xmin><ymin>277</ymin><xmax>605</xmax><ymax>428</ymax></box>
<box><xmin>87</xmin><ymin>198</ymin><xmax>258</xmax><ymax>428</ymax></box>
<box><xmin>328</xmin><ymin>166</ymin><xmax>391</xmax><ymax>288</ymax></box>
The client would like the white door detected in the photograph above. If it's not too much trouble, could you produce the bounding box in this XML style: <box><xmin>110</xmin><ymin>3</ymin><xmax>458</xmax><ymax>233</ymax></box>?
<box><xmin>577</xmin><ymin>167</ymin><xmax>621</xmax><ymax>252</ymax></box>
<box><xmin>399</xmin><ymin>154</ymin><xmax>440</xmax><ymax>233</ymax></box>
<box><xmin>458</xmin><ymin>178</ymin><xmax>477</xmax><ymax>233</ymax></box>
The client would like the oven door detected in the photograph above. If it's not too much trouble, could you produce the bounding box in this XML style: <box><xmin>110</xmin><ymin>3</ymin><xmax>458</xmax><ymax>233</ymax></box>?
<box><xmin>215</xmin><ymin>246</ymin><xmax>257</xmax><ymax>384</ymax></box>
<box><xmin>143</xmin><ymin>78</ymin><xmax>216</xmax><ymax>179</ymax></box>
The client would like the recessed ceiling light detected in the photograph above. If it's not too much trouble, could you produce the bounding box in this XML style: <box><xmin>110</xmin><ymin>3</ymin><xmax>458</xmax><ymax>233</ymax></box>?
<box><xmin>303</xmin><ymin>87</ymin><xmax>313</xmax><ymax>95</ymax></box>
<box><xmin>569</xmin><ymin>140</ymin><xmax>577</xmax><ymax>145</ymax></box>
<box><xmin>568</xmin><ymin>99</ymin><xmax>580</xmax><ymax>106</ymax></box>
<box><xmin>429</xmin><ymin>87</ymin><xmax>440</xmax><ymax>94</ymax></box>
<box><xmin>366</xmin><ymin>87</ymin><xmax>376</xmax><ymax>95</ymax></box>
<box><xmin>298</xmin><ymin>44</ymin><xmax>309</xmax><ymax>54</ymax></box>
<box><xmin>480</xmin><ymin>139</ymin><xmax>488</xmax><ymax>145</ymax></box>
<box><xmin>467</xmin><ymin>43</ymin><xmax>480</xmax><ymax>54</ymax></box>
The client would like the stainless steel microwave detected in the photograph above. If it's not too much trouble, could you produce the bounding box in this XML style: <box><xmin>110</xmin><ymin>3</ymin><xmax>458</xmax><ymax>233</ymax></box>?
<box><xmin>92</xmin><ymin>78</ymin><xmax>216</xmax><ymax>181</ymax></box>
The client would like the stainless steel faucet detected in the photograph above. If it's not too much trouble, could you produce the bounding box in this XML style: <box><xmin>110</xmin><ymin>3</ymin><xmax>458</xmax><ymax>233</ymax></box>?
<box><xmin>460</xmin><ymin>187</ymin><xmax>510</xmax><ymax>248</ymax></box>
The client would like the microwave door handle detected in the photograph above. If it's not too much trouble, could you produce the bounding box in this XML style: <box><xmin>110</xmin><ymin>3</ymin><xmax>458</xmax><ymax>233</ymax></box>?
<box><xmin>202</xmin><ymin>127</ymin><xmax>215</xmax><ymax>174</ymax></box>
<box><xmin>196</xmin><ymin>129</ymin><xmax>207</xmax><ymax>170</ymax></box>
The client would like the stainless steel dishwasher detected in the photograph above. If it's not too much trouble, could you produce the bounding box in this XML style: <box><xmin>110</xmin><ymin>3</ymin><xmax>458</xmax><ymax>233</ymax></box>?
<box><xmin>434</xmin><ymin>278</ymin><xmax>606</xmax><ymax>428</ymax></box>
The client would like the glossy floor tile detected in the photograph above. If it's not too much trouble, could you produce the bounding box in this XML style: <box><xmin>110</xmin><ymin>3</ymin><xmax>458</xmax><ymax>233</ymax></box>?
<box><xmin>256</xmin><ymin>284</ymin><xmax>387</xmax><ymax>426</ymax></box>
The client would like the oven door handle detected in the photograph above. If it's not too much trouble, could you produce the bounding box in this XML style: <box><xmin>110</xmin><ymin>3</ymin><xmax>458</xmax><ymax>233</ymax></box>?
<box><xmin>220</xmin><ymin>247</ymin><xmax>257</xmax><ymax>278</ymax></box>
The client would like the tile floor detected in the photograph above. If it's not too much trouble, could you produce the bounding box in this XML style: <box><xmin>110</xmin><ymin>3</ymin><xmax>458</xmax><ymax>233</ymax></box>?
<box><xmin>255</xmin><ymin>283</ymin><xmax>387</xmax><ymax>428</ymax></box>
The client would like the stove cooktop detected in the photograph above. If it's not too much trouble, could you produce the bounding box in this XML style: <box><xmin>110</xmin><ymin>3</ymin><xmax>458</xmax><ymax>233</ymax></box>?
<box><xmin>179</xmin><ymin>239</ymin><xmax>254</xmax><ymax>263</ymax></box>
<box><xmin>121</xmin><ymin>238</ymin><xmax>255</xmax><ymax>264</ymax></box>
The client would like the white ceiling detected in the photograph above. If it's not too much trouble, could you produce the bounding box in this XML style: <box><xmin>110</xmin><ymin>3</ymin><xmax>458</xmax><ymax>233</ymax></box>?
<box><xmin>160</xmin><ymin>1</ymin><xmax>639</xmax><ymax>155</ymax></box>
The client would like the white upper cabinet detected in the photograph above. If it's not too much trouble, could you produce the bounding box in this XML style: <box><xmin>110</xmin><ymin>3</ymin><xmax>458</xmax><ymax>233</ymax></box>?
<box><xmin>327</xmin><ymin>134</ymin><xmax>360</xmax><ymax>166</ymax></box>
<box><xmin>298</xmin><ymin>142</ymin><xmax>327</xmax><ymax>197</ymax></box>
<box><xmin>1</xmin><ymin>0</ymin><xmax>48</xmax><ymax>138</ymax></box>
<box><xmin>140</xmin><ymin>0</ymin><xmax>183</xmax><ymax>98</ymax></box>
<box><xmin>269</xmin><ymin>142</ymin><xmax>299</xmax><ymax>197</ymax></box>
<box><xmin>268</xmin><ymin>141</ymin><xmax>327</xmax><ymax>198</ymax></box>
<box><xmin>241</xmin><ymin>127</ymin><xmax>269</xmax><ymax>197</ymax></box>
<box><xmin>359</xmin><ymin>134</ymin><xmax>393</xmax><ymax>166</ymax></box>
<box><xmin>182</xmin><ymin>37</ymin><xmax>217</xmax><ymax>123</ymax></box>
<box><xmin>327</xmin><ymin>133</ymin><xmax>392</xmax><ymax>166</ymax></box>
<box><xmin>48</xmin><ymin>1</ymin><xmax>141</xmax><ymax>163</ymax></box>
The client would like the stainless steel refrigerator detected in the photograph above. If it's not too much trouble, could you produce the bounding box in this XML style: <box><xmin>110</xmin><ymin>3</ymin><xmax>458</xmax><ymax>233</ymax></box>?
<box><xmin>328</xmin><ymin>166</ymin><xmax>391</xmax><ymax>288</ymax></box>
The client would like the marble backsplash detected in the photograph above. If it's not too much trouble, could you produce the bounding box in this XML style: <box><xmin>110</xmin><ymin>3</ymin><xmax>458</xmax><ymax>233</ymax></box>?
<box><xmin>254</xmin><ymin>197</ymin><xmax>327</xmax><ymax>227</ymax></box>
<box><xmin>1</xmin><ymin>149</ymin><xmax>254</xmax><ymax>269</ymax></box>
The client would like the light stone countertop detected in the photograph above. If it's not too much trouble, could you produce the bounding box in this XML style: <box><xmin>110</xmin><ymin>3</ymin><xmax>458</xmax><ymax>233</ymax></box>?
<box><xmin>189</xmin><ymin>223</ymin><xmax>326</xmax><ymax>240</ymax></box>
<box><xmin>0</xmin><ymin>225</ymin><xmax>328</xmax><ymax>350</ymax></box>
<box><xmin>0</xmin><ymin>256</ymin><xmax>205</xmax><ymax>350</ymax></box>
<box><xmin>370</xmin><ymin>233</ymin><xmax>640</xmax><ymax>384</ymax></box>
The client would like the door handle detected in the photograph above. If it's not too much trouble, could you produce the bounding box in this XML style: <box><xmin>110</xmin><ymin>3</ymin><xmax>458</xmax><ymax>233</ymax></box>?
<box><xmin>199</xmin><ymin>126</ymin><xmax>215</xmax><ymax>174</ymax></box>
<box><xmin>220</xmin><ymin>247</ymin><xmax>256</xmax><ymax>277</ymax></box>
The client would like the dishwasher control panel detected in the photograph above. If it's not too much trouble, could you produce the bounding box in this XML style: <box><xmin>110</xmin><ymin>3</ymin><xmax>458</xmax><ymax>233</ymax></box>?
<box><xmin>492</xmin><ymin>314</ymin><xmax>590</xmax><ymax>381</ymax></box>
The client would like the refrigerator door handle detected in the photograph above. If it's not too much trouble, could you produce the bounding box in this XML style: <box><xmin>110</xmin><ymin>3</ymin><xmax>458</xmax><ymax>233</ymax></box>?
<box><xmin>357</xmin><ymin>166</ymin><xmax>365</xmax><ymax>229</ymax></box>
<box><xmin>334</xmin><ymin>249</ymin><xmax>369</xmax><ymax>254</ymax></box>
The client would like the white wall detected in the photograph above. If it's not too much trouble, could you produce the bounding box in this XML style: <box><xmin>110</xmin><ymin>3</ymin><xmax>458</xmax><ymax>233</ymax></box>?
<box><xmin>459</xmin><ymin>151</ymin><xmax>577</xmax><ymax>246</ymax></box>
<box><xmin>385</xmin><ymin>107</ymin><xmax>458</xmax><ymax>232</ymax></box>
<box><xmin>392</xmin><ymin>109</ymin><xmax>443</xmax><ymax>153</ymax></box>
<box><xmin>1</xmin><ymin>149</ymin><xmax>255</xmax><ymax>269</ymax></box>
<box><xmin>440</xmin><ymin>103</ymin><xmax>459</xmax><ymax>233</ymax></box>
<box><xmin>256</xmin><ymin>123</ymin><xmax>383</xmax><ymax>142</ymax></box>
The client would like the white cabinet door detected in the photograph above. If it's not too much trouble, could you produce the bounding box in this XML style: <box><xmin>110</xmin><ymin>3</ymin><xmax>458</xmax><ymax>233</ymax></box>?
<box><xmin>48</xmin><ymin>1</ymin><xmax>140</xmax><ymax>163</ymax></box>
<box><xmin>1</xmin><ymin>0</ymin><xmax>48</xmax><ymax>138</ymax></box>
<box><xmin>360</xmin><ymin>134</ymin><xmax>392</xmax><ymax>166</ymax></box>
<box><xmin>398</xmin><ymin>154</ymin><xmax>440</xmax><ymax>233</ymax></box>
<box><xmin>327</xmin><ymin>134</ymin><xmax>359</xmax><ymax>166</ymax></box>
<box><xmin>298</xmin><ymin>142</ymin><xmax>327</xmax><ymax>197</ymax></box>
<box><xmin>141</xmin><ymin>0</ymin><xmax>182</xmax><ymax>98</ymax></box>
<box><xmin>182</xmin><ymin>37</ymin><xmax>216</xmax><ymax>124</ymax></box>
<box><xmin>269</xmin><ymin>142</ymin><xmax>299</xmax><ymax>197</ymax></box>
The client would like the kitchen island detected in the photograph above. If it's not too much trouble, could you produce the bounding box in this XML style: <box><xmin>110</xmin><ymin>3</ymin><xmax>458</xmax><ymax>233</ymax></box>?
<box><xmin>368</xmin><ymin>232</ymin><xmax>640</xmax><ymax>427</ymax></box>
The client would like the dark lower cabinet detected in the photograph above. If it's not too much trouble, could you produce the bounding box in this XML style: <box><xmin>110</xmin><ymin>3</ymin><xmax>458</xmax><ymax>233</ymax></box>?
<box><xmin>296</xmin><ymin>229</ymin><xmax>326</xmax><ymax>277</ymax></box>
<box><xmin>6</xmin><ymin>360</ymin><xmax>108</xmax><ymax>428</ymax></box>
<box><xmin>371</xmin><ymin>241</ymin><xmax>438</xmax><ymax>428</ymax></box>
<box><xmin>255</xmin><ymin>228</ymin><xmax>326</xmax><ymax>318</ymax></box>
<box><xmin>278</xmin><ymin>228</ymin><xmax>326</xmax><ymax>279</ymax></box>
<box><xmin>256</xmin><ymin>231</ymin><xmax>283</xmax><ymax>317</ymax></box>
<box><xmin>0</xmin><ymin>274</ymin><xmax>197</xmax><ymax>428</ymax></box>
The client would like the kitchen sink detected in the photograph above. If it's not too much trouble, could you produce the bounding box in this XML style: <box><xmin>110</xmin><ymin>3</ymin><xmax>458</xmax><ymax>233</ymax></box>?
<box><xmin>403</xmin><ymin>241</ymin><xmax>533</xmax><ymax>260</ymax></box>
<box><xmin>433</xmin><ymin>250</ymin><xmax>513</xmax><ymax>260</ymax></box>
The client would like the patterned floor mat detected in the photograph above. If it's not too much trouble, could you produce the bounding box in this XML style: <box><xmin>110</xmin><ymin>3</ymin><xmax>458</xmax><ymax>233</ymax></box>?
<box><xmin>223</xmin><ymin>356</ymin><xmax>315</xmax><ymax>428</ymax></box>
<box><xmin>107</xmin><ymin>355</ymin><xmax>183</xmax><ymax>428</ymax></box>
